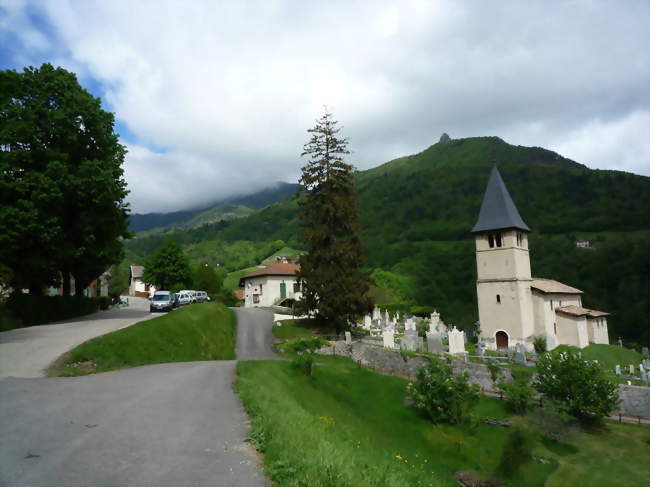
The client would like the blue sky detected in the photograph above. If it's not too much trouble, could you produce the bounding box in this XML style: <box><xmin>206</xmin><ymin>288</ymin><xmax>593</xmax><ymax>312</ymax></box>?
<box><xmin>2</xmin><ymin>0</ymin><xmax>649</xmax><ymax>213</ymax></box>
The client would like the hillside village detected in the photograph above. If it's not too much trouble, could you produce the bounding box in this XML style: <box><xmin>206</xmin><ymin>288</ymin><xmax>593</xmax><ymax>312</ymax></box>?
<box><xmin>2</xmin><ymin>3</ymin><xmax>650</xmax><ymax>486</ymax></box>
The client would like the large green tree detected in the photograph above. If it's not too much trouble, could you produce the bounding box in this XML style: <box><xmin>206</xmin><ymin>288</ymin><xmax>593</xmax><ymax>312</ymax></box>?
<box><xmin>295</xmin><ymin>110</ymin><xmax>369</xmax><ymax>331</ymax></box>
<box><xmin>142</xmin><ymin>240</ymin><xmax>193</xmax><ymax>291</ymax></box>
<box><xmin>193</xmin><ymin>261</ymin><xmax>223</xmax><ymax>297</ymax></box>
<box><xmin>0</xmin><ymin>63</ymin><xmax>130</xmax><ymax>295</ymax></box>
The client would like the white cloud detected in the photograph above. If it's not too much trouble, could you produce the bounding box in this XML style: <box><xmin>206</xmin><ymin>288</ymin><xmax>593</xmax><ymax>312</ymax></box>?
<box><xmin>5</xmin><ymin>0</ymin><xmax>649</xmax><ymax>212</ymax></box>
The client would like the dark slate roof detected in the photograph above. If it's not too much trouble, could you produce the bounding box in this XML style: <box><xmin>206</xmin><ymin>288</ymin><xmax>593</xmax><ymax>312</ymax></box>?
<box><xmin>471</xmin><ymin>166</ymin><xmax>531</xmax><ymax>233</ymax></box>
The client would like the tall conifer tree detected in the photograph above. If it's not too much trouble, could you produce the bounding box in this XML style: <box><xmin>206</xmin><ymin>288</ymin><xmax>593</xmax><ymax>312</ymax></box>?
<box><xmin>296</xmin><ymin>110</ymin><xmax>369</xmax><ymax>331</ymax></box>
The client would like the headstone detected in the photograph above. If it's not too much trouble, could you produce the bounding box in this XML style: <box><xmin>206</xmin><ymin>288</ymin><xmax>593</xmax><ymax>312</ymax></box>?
<box><xmin>382</xmin><ymin>309</ymin><xmax>390</xmax><ymax>327</ymax></box>
<box><xmin>405</xmin><ymin>318</ymin><xmax>416</xmax><ymax>332</ymax></box>
<box><xmin>628</xmin><ymin>364</ymin><xmax>635</xmax><ymax>376</ymax></box>
<box><xmin>345</xmin><ymin>331</ymin><xmax>352</xmax><ymax>344</ymax></box>
<box><xmin>427</xmin><ymin>331</ymin><xmax>444</xmax><ymax>354</ymax></box>
<box><xmin>382</xmin><ymin>329</ymin><xmax>395</xmax><ymax>349</ymax></box>
<box><xmin>428</xmin><ymin>311</ymin><xmax>440</xmax><ymax>333</ymax></box>
<box><xmin>372</xmin><ymin>307</ymin><xmax>381</xmax><ymax>321</ymax></box>
<box><xmin>363</xmin><ymin>315</ymin><xmax>372</xmax><ymax>329</ymax></box>
<box><xmin>642</xmin><ymin>347</ymin><xmax>649</xmax><ymax>357</ymax></box>
<box><xmin>477</xmin><ymin>343</ymin><xmax>485</xmax><ymax>358</ymax></box>
<box><xmin>618</xmin><ymin>337</ymin><xmax>623</xmax><ymax>347</ymax></box>
<box><xmin>640</xmin><ymin>364</ymin><xmax>645</xmax><ymax>375</ymax></box>
<box><xmin>514</xmin><ymin>343</ymin><xmax>527</xmax><ymax>365</ymax></box>
<box><xmin>615</xmin><ymin>364</ymin><xmax>621</xmax><ymax>375</ymax></box>
<box><xmin>448</xmin><ymin>327</ymin><xmax>466</xmax><ymax>355</ymax></box>
<box><xmin>401</xmin><ymin>331</ymin><xmax>419</xmax><ymax>352</ymax></box>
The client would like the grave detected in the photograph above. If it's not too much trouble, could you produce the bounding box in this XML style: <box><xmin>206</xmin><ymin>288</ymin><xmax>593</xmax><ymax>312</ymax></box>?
<box><xmin>382</xmin><ymin>329</ymin><xmax>395</xmax><ymax>349</ymax></box>
<box><xmin>427</xmin><ymin>331</ymin><xmax>444</xmax><ymax>354</ymax></box>
<box><xmin>514</xmin><ymin>343</ymin><xmax>527</xmax><ymax>365</ymax></box>
<box><xmin>405</xmin><ymin>318</ymin><xmax>416</xmax><ymax>332</ymax></box>
<box><xmin>642</xmin><ymin>347</ymin><xmax>649</xmax><ymax>357</ymax></box>
<box><xmin>615</xmin><ymin>364</ymin><xmax>622</xmax><ymax>375</ymax></box>
<box><xmin>345</xmin><ymin>331</ymin><xmax>352</xmax><ymax>344</ymax></box>
<box><xmin>448</xmin><ymin>327</ymin><xmax>466</xmax><ymax>355</ymax></box>
<box><xmin>363</xmin><ymin>315</ymin><xmax>372</xmax><ymax>329</ymax></box>
<box><xmin>401</xmin><ymin>331</ymin><xmax>419</xmax><ymax>352</ymax></box>
<box><xmin>628</xmin><ymin>364</ymin><xmax>635</xmax><ymax>376</ymax></box>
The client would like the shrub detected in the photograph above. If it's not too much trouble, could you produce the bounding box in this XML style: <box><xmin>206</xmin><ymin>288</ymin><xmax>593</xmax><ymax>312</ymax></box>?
<box><xmin>535</xmin><ymin>350</ymin><xmax>619</xmax><ymax>423</ymax></box>
<box><xmin>497</xmin><ymin>380</ymin><xmax>535</xmax><ymax>414</ymax></box>
<box><xmin>6</xmin><ymin>294</ymin><xmax>100</xmax><ymax>326</ymax></box>
<box><xmin>96</xmin><ymin>296</ymin><xmax>111</xmax><ymax>310</ymax></box>
<box><xmin>496</xmin><ymin>427</ymin><xmax>534</xmax><ymax>478</ymax></box>
<box><xmin>486</xmin><ymin>362</ymin><xmax>501</xmax><ymax>383</ymax></box>
<box><xmin>407</xmin><ymin>358</ymin><xmax>480</xmax><ymax>424</ymax></box>
<box><xmin>533</xmin><ymin>336</ymin><xmax>547</xmax><ymax>353</ymax></box>
<box><xmin>291</xmin><ymin>354</ymin><xmax>314</xmax><ymax>376</ymax></box>
<box><xmin>278</xmin><ymin>337</ymin><xmax>329</xmax><ymax>354</ymax></box>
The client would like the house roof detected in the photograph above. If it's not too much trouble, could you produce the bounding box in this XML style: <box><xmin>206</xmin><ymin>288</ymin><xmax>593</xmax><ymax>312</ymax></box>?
<box><xmin>233</xmin><ymin>289</ymin><xmax>245</xmax><ymax>300</ymax></box>
<box><xmin>556</xmin><ymin>305</ymin><xmax>610</xmax><ymax>318</ymax></box>
<box><xmin>130</xmin><ymin>265</ymin><xmax>144</xmax><ymax>279</ymax></box>
<box><xmin>239</xmin><ymin>263</ymin><xmax>300</xmax><ymax>286</ymax></box>
<box><xmin>471</xmin><ymin>166</ymin><xmax>531</xmax><ymax>233</ymax></box>
<box><xmin>531</xmin><ymin>278</ymin><xmax>582</xmax><ymax>295</ymax></box>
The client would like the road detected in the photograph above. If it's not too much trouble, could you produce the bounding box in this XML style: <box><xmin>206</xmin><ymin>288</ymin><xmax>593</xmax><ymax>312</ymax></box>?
<box><xmin>0</xmin><ymin>297</ymin><xmax>152</xmax><ymax>378</ymax></box>
<box><xmin>0</xmin><ymin>303</ymin><xmax>277</xmax><ymax>487</ymax></box>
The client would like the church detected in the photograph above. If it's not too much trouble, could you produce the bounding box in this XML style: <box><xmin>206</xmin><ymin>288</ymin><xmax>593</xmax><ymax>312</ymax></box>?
<box><xmin>472</xmin><ymin>167</ymin><xmax>609</xmax><ymax>351</ymax></box>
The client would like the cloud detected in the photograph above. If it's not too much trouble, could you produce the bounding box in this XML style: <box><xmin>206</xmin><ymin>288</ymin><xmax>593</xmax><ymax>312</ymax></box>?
<box><xmin>3</xmin><ymin>0</ymin><xmax>649</xmax><ymax>212</ymax></box>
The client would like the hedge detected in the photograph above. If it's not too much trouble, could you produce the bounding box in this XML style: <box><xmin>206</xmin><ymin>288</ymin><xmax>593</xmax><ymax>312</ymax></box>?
<box><xmin>2</xmin><ymin>294</ymin><xmax>110</xmax><ymax>327</ymax></box>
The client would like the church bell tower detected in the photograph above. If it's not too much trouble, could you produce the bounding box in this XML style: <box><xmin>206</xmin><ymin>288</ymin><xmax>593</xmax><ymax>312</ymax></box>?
<box><xmin>472</xmin><ymin>167</ymin><xmax>534</xmax><ymax>351</ymax></box>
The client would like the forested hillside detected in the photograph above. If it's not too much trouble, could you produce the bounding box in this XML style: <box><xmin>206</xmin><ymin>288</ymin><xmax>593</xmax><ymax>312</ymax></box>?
<box><xmin>125</xmin><ymin>136</ymin><xmax>650</xmax><ymax>345</ymax></box>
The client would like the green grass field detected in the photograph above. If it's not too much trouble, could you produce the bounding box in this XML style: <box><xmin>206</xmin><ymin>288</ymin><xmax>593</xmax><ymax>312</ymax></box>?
<box><xmin>272</xmin><ymin>318</ymin><xmax>333</xmax><ymax>340</ymax></box>
<box><xmin>50</xmin><ymin>302</ymin><xmax>236</xmax><ymax>376</ymax></box>
<box><xmin>553</xmin><ymin>344</ymin><xmax>645</xmax><ymax>371</ymax></box>
<box><xmin>236</xmin><ymin>355</ymin><xmax>650</xmax><ymax>486</ymax></box>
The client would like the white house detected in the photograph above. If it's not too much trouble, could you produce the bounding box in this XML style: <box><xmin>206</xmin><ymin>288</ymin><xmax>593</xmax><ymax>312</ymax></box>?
<box><xmin>239</xmin><ymin>263</ymin><xmax>303</xmax><ymax>308</ymax></box>
<box><xmin>472</xmin><ymin>167</ymin><xmax>609</xmax><ymax>351</ymax></box>
<box><xmin>129</xmin><ymin>265</ymin><xmax>156</xmax><ymax>297</ymax></box>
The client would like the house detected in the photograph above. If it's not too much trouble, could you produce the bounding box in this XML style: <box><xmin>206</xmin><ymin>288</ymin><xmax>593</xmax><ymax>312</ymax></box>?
<box><xmin>49</xmin><ymin>269</ymin><xmax>111</xmax><ymax>297</ymax></box>
<box><xmin>576</xmin><ymin>239</ymin><xmax>590</xmax><ymax>248</ymax></box>
<box><xmin>472</xmin><ymin>167</ymin><xmax>609</xmax><ymax>351</ymax></box>
<box><xmin>238</xmin><ymin>263</ymin><xmax>302</xmax><ymax>308</ymax></box>
<box><xmin>129</xmin><ymin>265</ymin><xmax>156</xmax><ymax>297</ymax></box>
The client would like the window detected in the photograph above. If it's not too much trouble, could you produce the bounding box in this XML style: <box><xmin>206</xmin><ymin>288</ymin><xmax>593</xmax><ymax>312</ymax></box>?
<box><xmin>488</xmin><ymin>234</ymin><xmax>495</xmax><ymax>248</ymax></box>
<box><xmin>259</xmin><ymin>284</ymin><xmax>263</xmax><ymax>295</ymax></box>
<box><xmin>550</xmin><ymin>300</ymin><xmax>553</xmax><ymax>310</ymax></box>
<box><xmin>516</xmin><ymin>232</ymin><xmax>523</xmax><ymax>246</ymax></box>
<box><xmin>293</xmin><ymin>282</ymin><xmax>301</xmax><ymax>293</ymax></box>
<box><xmin>253</xmin><ymin>294</ymin><xmax>260</xmax><ymax>304</ymax></box>
<box><xmin>495</xmin><ymin>233</ymin><xmax>502</xmax><ymax>247</ymax></box>
<box><xmin>554</xmin><ymin>323</ymin><xmax>557</xmax><ymax>335</ymax></box>
<box><xmin>496</xmin><ymin>294</ymin><xmax>501</xmax><ymax>303</ymax></box>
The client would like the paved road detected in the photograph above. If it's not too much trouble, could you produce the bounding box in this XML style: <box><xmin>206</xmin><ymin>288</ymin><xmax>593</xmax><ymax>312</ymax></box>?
<box><xmin>0</xmin><ymin>303</ymin><xmax>276</xmax><ymax>487</ymax></box>
<box><xmin>0</xmin><ymin>297</ymin><xmax>152</xmax><ymax>378</ymax></box>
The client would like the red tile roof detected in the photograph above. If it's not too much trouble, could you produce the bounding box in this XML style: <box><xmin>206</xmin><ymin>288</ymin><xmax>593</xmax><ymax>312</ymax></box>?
<box><xmin>233</xmin><ymin>289</ymin><xmax>244</xmax><ymax>300</ymax></box>
<box><xmin>238</xmin><ymin>263</ymin><xmax>300</xmax><ymax>286</ymax></box>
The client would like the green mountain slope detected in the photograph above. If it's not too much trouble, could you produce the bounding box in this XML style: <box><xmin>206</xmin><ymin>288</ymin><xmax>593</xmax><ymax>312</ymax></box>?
<box><xmin>125</xmin><ymin>136</ymin><xmax>650</xmax><ymax>344</ymax></box>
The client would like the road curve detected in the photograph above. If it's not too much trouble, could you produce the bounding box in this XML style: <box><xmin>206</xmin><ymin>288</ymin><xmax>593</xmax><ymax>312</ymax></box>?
<box><xmin>0</xmin><ymin>297</ymin><xmax>152</xmax><ymax>379</ymax></box>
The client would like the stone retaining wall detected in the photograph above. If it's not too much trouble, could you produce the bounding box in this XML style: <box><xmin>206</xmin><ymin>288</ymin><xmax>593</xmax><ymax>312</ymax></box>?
<box><xmin>616</xmin><ymin>385</ymin><xmax>650</xmax><ymax>417</ymax></box>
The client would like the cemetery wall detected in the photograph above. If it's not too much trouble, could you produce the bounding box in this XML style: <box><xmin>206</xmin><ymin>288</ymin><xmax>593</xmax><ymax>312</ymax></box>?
<box><xmin>616</xmin><ymin>385</ymin><xmax>650</xmax><ymax>417</ymax></box>
<box><xmin>315</xmin><ymin>342</ymin><xmax>512</xmax><ymax>389</ymax></box>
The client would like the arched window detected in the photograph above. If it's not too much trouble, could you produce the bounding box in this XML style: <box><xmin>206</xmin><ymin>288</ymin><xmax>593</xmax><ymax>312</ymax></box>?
<box><xmin>496</xmin><ymin>294</ymin><xmax>501</xmax><ymax>303</ymax></box>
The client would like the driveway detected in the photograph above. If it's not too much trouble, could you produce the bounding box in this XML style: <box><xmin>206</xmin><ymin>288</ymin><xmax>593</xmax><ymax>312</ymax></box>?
<box><xmin>0</xmin><ymin>297</ymin><xmax>152</xmax><ymax>378</ymax></box>
<box><xmin>0</xmin><ymin>303</ymin><xmax>276</xmax><ymax>487</ymax></box>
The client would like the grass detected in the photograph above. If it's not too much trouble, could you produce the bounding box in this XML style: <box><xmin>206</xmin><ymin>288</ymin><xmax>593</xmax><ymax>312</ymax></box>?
<box><xmin>223</xmin><ymin>265</ymin><xmax>260</xmax><ymax>291</ymax></box>
<box><xmin>237</xmin><ymin>356</ymin><xmax>552</xmax><ymax>486</ymax></box>
<box><xmin>50</xmin><ymin>302</ymin><xmax>236</xmax><ymax>376</ymax></box>
<box><xmin>554</xmin><ymin>344</ymin><xmax>645</xmax><ymax>371</ymax></box>
<box><xmin>272</xmin><ymin>318</ymin><xmax>333</xmax><ymax>340</ymax></box>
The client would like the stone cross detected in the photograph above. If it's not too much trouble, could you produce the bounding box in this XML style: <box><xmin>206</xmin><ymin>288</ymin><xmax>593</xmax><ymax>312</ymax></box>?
<box><xmin>448</xmin><ymin>327</ymin><xmax>466</xmax><ymax>355</ymax></box>
<box><xmin>382</xmin><ymin>329</ymin><xmax>395</xmax><ymax>349</ymax></box>
<box><xmin>345</xmin><ymin>331</ymin><xmax>352</xmax><ymax>344</ymax></box>
<box><xmin>615</xmin><ymin>364</ymin><xmax>621</xmax><ymax>375</ymax></box>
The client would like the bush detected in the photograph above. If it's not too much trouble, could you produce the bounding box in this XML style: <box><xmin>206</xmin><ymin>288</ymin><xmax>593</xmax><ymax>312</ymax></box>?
<box><xmin>278</xmin><ymin>337</ymin><xmax>329</xmax><ymax>354</ymax></box>
<box><xmin>533</xmin><ymin>336</ymin><xmax>547</xmax><ymax>353</ymax></box>
<box><xmin>497</xmin><ymin>380</ymin><xmax>535</xmax><ymax>414</ymax></box>
<box><xmin>291</xmin><ymin>354</ymin><xmax>314</xmax><ymax>376</ymax></box>
<box><xmin>96</xmin><ymin>296</ymin><xmax>111</xmax><ymax>310</ymax></box>
<box><xmin>6</xmin><ymin>293</ymin><xmax>100</xmax><ymax>326</ymax></box>
<box><xmin>487</xmin><ymin>362</ymin><xmax>501</xmax><ymax>383</ymax></box>
<box><xmin>496</xmin><ymin>427</ymin><xmax>534</xmax><ymax>478</ymax></box>
<box><xmin>535</xmin><ymin>350</ymin><xmax>619</xmax><ymax>423</ymax></box>
<box><xmin>407</xmin><ymin>358</ymin><xmax>480</xmax><ymax>424</ymax></box>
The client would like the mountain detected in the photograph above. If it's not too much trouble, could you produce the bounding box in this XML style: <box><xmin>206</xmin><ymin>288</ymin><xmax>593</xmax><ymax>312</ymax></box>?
<box><xmin>124</xmin><ymin>136</ymin><xmax>650</xmax><ymax>345</ymax></box>
<box><xmin>128</xmin><ymin>182</ymin><xmax>300</xmax><ymax>233</ymax></box>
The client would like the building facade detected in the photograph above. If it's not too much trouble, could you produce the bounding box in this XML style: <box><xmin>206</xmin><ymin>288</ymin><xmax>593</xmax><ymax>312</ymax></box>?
<box><xmin>129</xmin><ymin>265</ymin><xmax>156</xmax><ymax>297</ymax></box>
<box><xmin>239</xmin><ymin>263</ymin><xmax>302</xmax><ymax>308</ymax></box>
<box><xmin>473</xmin><ymin>167</ymin><xmax>609</xmax><ymax>351</ymax></box>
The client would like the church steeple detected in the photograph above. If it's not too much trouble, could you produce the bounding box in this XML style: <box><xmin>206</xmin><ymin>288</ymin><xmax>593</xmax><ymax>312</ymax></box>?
<box><xmin>472</xmin><ymin>166</ymin><xmax>530</xmax><ymax>234</ymax></box>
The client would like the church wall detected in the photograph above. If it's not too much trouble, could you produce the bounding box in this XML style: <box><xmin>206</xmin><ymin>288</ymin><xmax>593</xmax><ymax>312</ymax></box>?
<box><xmin>475</xmin><ymin>234</ymin><xmax>531</xmax><ymax>281</ymax></box>
<box><xmin>477</xmin><ymin>279</ymin><xmax>535</xmax><ymax>351</ymax></box>
<box><xmin>588</xmin><ymin>317</ymin><xmax>609</xmax><ymax>344</ymax></box>
<box><xmin>556</xmin><ymin>313</ymin><xmax>589</xmax><ymax>348</ymax></box>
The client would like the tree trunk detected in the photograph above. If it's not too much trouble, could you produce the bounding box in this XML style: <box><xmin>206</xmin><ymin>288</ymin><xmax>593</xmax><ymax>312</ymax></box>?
<box><xmin>74</xmin><ymin>278</ymin><xmax>86</xmax><ymax>298</ymax></box>
<box><xmin>62</xmin><ymin>272</ymin><xmax>71</xmax><ymax>296</ymax></box>
<box><xmin>28</xmin><ymin>283</ymin><xmax>42</xmax><ymax>295</ymax></box>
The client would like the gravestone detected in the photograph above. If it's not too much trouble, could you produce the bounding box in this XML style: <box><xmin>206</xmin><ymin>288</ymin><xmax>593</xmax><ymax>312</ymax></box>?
<box><xmin>448</xmin><ymin>327</ymin><xmax>466</xmax><ymax>355</ymax></box>
<box><xmin>372</xmin><ymin>307</ymin><xmax>381</xmax><ymax>321</ymax></box>
<box><xmin>618</xmin><ymin>337</ymin><xmax>623</xmax><ymax>347</ymax></box>
<box><xmin>642</xmin><ymin>347</ymin><xmax>649</xmax><ymax>357</ymax></box>
<box><xmin>628</xmin><ymin>364</ymin><xmax>635</xmax><ymax>376</ymax></box>
<box><xmin>382</xmin><ymin>309</ymin><xmax>390</xmax><ymax>327</ymax></box>
<box><xmin>477</xmin><ymin>343</ymin><xmax>485</xmax><ymax>358</ymax></box>
<box><xmin>514</xmin><ymin>343</ymin><xmax>527</xmax><ymax>365</ymax></box>
<box><xmin>427</xmin><ymin>331</ymin><xmax>444</xmax><ymax>354</ymax></box>
<box><xmin>382</xmin><ymin>329</ymin><xmax>395</xmax><ymax>349</ymax></box>
<box><xmin>615</xmin><ymin>364</ymin><xmax>621</xmax><ymax>375</ymax></box>
<box><xmin>405</xmin><ymin>318</ymin><xmax>416</xmax><ymax>332</ymax></box>
<box><xmin>401</xmin><ymin>331</ymin><xmax>419</xmax><ymax>352</ymax></box>
<box><xmin>345</xmin><ymin>331</ymin><xmax>352</xmax><ymax>344</ymax></box>
<box><xmin>363</xmin><ymin>315</ymin><xmax>372</xmax><ymax>329</ymax></box>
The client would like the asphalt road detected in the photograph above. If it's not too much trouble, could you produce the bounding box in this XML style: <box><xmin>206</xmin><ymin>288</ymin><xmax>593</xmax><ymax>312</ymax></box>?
<box><xmin>0</xmin><ymin>303</ymin><xmax>276</xmax><ymax>487</ymax></box>
<box><xmin>0</xmin><ymin>297</ymin><xmax>152</xmax><ymax>378</ymax></box>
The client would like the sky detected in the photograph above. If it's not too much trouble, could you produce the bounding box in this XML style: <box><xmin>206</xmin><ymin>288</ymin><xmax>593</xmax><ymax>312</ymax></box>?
<box><xmin>1</xmin><ymin>0</ymin><xmax>649</xmax><ymax>214</ymax></box>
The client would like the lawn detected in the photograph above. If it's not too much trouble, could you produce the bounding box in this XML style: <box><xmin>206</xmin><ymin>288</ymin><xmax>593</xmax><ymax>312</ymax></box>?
<box><xmin>272</xmin><ymin>318</ymin><xmax>333</xmax><ymax>340</ymax></box>
<box><xmin>50</xmin><ymin>302</ymin><xmax>236</xmax><ymax>376</ymax></box>
<box><xmin>223</xmin><ymin>265</ymin><xmax>260</xmax><ymax>291</ymax></box>
<box><xmin>236</xmin><ymin>355</ymin><xmax>650</xmax><ymax>486</ymax></box>
<box><xmin>554</xmin><ymin>344</ymin><xmax>645</xmax><ymax>371</ymax></box>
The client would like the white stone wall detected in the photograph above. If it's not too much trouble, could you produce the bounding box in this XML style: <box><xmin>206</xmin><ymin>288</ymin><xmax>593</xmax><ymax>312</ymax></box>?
<box><xmin>243</xmin><ymin>275</ymin><xmax>302</xmax><ymax>308</ymax></box>
<box><xmin>588</xmin><ymin>317</ymin><xmax>610</xmax><ymax>344</ymax></box>
<box><xmin>531</xmin><ymin>292</ymin><xmax>582</xmax><ymax>351</ymax></box>
<box><xmin>556</xmin><ymin>313</ymin><xmax>589</xmax><ymax>349</ymax></box>
<box><xmin>475</xmin><ymin>230</ymin><xmax>531</xmax><ymax>281</ymax></box>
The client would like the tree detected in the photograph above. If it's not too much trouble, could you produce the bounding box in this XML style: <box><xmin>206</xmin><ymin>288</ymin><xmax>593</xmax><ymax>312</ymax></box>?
<box><xmin>535</xmin><ymin>350</ymin><xmax>619</xmax><ymax>423</ymax></box>
<box><xmin>295</xmin><ymin>110</ymin><xmax>369</xmax><ymax>332</ymax></box>
<box><xmin>142</xmin><ymin>240</ymin><xmax>193</xmax><ymax>290</ymax></box>
<box><xmin>193</xmin><ymin>261</ymin><xmax>223</xmax><ymax>297</ymax></box>
<box><xmin>0</xmin><ymin>63</ymin><xmax>129</xmax><ymax>295</ymax></box>
<box><xmin>407</xmin><ymin>358</ymin><xmax>480</xmax><ymax>424</ymax></box>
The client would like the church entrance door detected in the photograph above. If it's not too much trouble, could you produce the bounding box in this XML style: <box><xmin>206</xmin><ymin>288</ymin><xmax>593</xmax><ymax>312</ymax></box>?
<box><xmin>496</xmin><ymin>331</ymin><xmax>509</xmax><ymax>349</ymax></box>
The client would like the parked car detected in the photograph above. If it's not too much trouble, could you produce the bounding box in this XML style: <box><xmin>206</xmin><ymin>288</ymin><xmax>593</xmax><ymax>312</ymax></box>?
<box><xmin>177</xmin><ymin>292</ymin><xmax>192</xmax><ymax>306</ymax></box>
<box><xmin>179</xmin><ymin>290</ymin><xmax>198</xmax><ymax>303</ymax></box>
<box><xmin>195</xmin><ymin>291</ymin><xmax>208</xmax><ymax>303</ymax></box>
<box><xmin>150</xmin><ymin>291</ymin><xmax>176</xmax><ymax>312</ymax></box>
